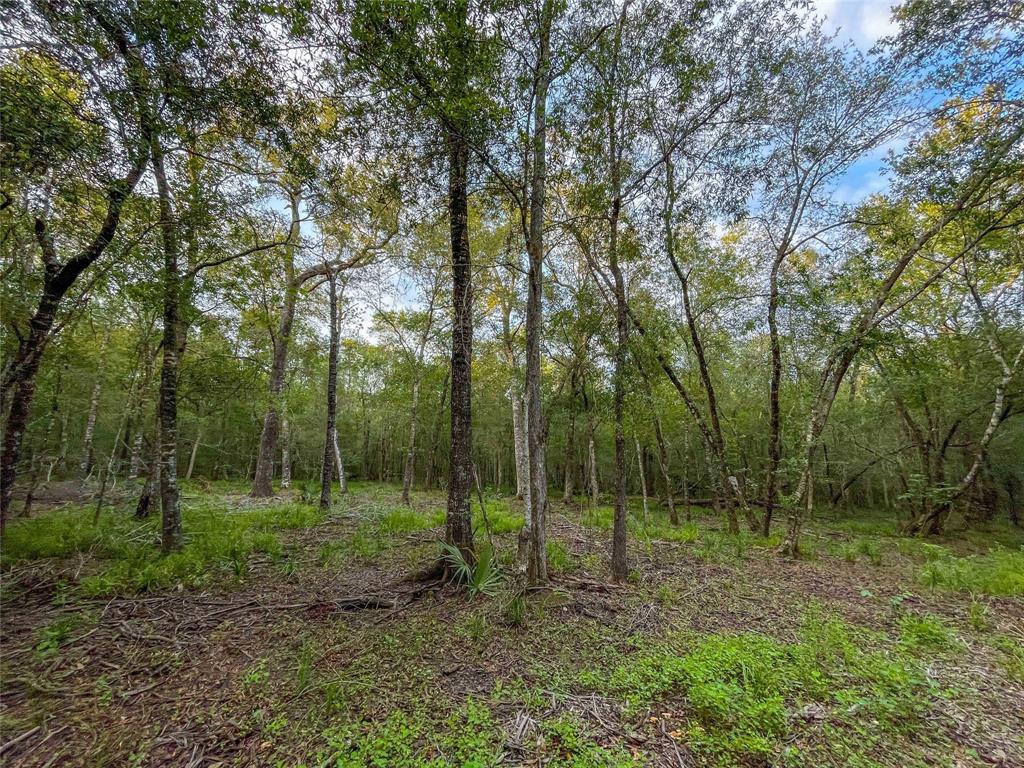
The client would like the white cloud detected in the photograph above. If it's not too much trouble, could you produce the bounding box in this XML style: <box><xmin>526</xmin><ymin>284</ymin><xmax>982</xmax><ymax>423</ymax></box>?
<box><xmin>813</xmin><ymin>0</ymin><xmax>899</xmax><ymax>49</ymax></box>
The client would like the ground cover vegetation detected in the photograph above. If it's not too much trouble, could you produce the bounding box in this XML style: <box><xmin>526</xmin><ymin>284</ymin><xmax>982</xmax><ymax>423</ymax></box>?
<box><xmin>1</xmin><ymin>0</ymin><xmax>1022</xmax><ymax>765</ymax></box>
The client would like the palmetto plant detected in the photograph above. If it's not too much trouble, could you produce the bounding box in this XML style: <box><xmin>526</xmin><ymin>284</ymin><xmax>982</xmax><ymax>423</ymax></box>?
<box><xmin>441</xmin><ymin>542</ymin><xmax>502</xmax><ymax>598</ymax></box>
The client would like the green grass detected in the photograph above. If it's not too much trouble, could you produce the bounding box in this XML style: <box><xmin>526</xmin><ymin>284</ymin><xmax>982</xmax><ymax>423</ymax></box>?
<box><xmin>918</xmin><ymin>546</ymin><xmax>1024</xmax><ymax>596</ymax></box>
<box><xmin>2</xmin><ymin>498</ymin><xmax>323</xmax><ymax>595</ymax></box>
<box><xmin>576</xmin><ymin>607</ymin><xmax>942</xmax><ymax>767</ymax></box>
<box><xmin>378</xmin><ymin>506</ymin><xmax>445</xmax><ymax>535</ymax></box>
<box><xmin>898</xmin><ymin>612</ymin><xmax>958</xmax><ymax>652</ymax></box>
<box><xmin>316</xmin><ymin>699</ymin><xmax>502</xmax><ymax>767</ymax></box>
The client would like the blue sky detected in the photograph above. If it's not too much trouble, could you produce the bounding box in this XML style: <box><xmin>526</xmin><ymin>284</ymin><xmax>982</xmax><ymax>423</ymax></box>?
<box><xmin>815</xmin><ymin>0</ymin><xmax>903</xmax><ymax>203</ymax></box>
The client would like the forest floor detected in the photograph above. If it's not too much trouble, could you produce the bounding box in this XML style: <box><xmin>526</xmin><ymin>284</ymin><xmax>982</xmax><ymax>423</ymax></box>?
<box><xmin>1</xmin><ymin>481</ymin><xmax>1023</xmax><ymax>768</ymax></box>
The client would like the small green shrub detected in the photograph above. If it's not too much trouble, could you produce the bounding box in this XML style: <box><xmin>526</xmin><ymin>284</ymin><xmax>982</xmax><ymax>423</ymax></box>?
<box><xmin>442</xmin><ymin>543</ymin><xmax>502</xmax><ymax>598</ymax></box>
<box><xmin>34</xmin><ymin>614</ymin><xmax>92</xmax><ymax>659</ymax></box>
<box><xmin>855</xmin><ymin>538</ymin><xmax>883</xmax><ymax>566</ymax></box>
<box><xmin>502</xmin><ymin>593</ymin><xmax>528</xmax><ymax>628</ymax></box>
<box><xmin>898</xmin><ymin>613</ymin><xmax>956</xmax><ymax>652</ymax></box>
<box><xmin>6</xmin><ymin>498</ymin><xmax>324</xmax><ymax>596</ymax></box>
<box><xmin>546</xmin><ymin>541</ymin><xmax>573</xmax><ymax>572</ymax></box>
<box><xmin>379</xmin><ymin>506</ymin><xmax>443</xmax><ymax>535</ymax></box>
<box><xmin>541</xmin><ymin>715</ymin><xmax>644</xmax><ymax>768</ymax></box>
<box><xmin>918</xmin><ymin>546</ymin><xmax>1024</xmax><ymax>596</ymax></box>
<box><xmin>967</xmin><ymin>600</ymin><xmax>990</xmax><ymax>632</ymax></box>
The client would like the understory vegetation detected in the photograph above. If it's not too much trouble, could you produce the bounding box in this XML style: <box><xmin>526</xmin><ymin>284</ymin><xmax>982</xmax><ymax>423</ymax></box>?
<box><xmin>2</xmin><ymin>0</ymin><xmax>1022</xmax><ymax>765</ymax></box>
<box><xmin>2</xmin><ymin>483</ymin><xmax>1022</xmax><ymax>766</ymax></box>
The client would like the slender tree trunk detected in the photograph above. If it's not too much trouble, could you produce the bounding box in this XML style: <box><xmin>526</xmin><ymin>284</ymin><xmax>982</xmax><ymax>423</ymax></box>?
<box><xmin>764</xmin><ymin>255</ymin><xmax>784</xmax><ymax>536</ymax></box>
<box><xmin>563</xmin><ymin>389</ymin><xmax>576</xmax><ymax>503</ymax></box>
<box><xmin>636</xmin><ymin>438</ymin><xmax>649</xmax><ymax>523</ymax></box>
<box><xmin>522</xmin><ymin>0</ymin><xmax>555</xmax><ymax>584</ymax></box>
<box><xmin>0</xmin><ymin>153</ymin><xmax>147</xmax><ymax>525</ymax></box>
<box><xmin>151</xmin><ymin>133</ymin><xmax>183</xmax><ymax>553</ymax></box>
<box><xmin>510</xmin><ymin>386</ymin><xmax>529</xmax><ymax>501</ymax></box>
<box><xmin>136</xmin><ymin>434</ymin><xmax>160</xmax><ymax>519</ymax></box>
<box><xmin>402</xmin><ymin>378</ymin><xmax>421</xmax><ymax>504</ymax></box>
<box><xmin>654</xmin><ymin>416</ymin><xmax>677</xmax><ymax>525</ymax></box>
<box><xmin>252</xmin><ymin>191</ymin><xmax>301</xmax><ymax>497</ymax></box>
<box><xmin>320</xmin><ymin>271</ymin><xmax>339</xmax><ymax>511</ymax></box>
<box><xmin>425</xmin><ymin>370</ymin><xmax>450</xmax><ymax>490</ymax></box>
<box><xmin>588</xmin><ymin>431</ymin><xmax>599</xmax><ymax>506</ymax></box>
<box><xmin>280</xmin><ymin>416</ymin><xmax>291</xmax><ymax>489</ymax></box>
<box><xmin>608</xmin><ymin>193</ymin><xmax>629</xmax><ymax>581</ymax></box>
<box><xmin>80</xmin><ymin>328</ymin><xmax>112</xmax><ymax>478</ymax></box>
<box><xmin>185</xmin><ymin>428</ymin><xmax>201</xmax><ymax>480</ymax></box>
<box><xmin>445</xmin><ymin>131</ymin><xmax>474</xmax><ymax>559</ymax></box>
<box><xmin>334</xmin><ymin>428</ymin><xmax>348</xmax><ymax>494</ymax></box>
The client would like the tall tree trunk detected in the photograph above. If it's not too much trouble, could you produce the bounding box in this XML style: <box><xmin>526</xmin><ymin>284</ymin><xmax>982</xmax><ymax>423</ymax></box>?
<box><xmin>280</xmin><ymin>416</ymin><xmax>291</xmax><ymax>489</ymax></box>
<box><xmin>635</xmin><ymin>438</ymin><xmax>649</xmax><ymax>523</ymax></box>
<box><xmin>151</xmin><ymin>133</ymin><xmax>183</xmax><ymax>553</ymax></box>
<box><xmin>510</xmin><ymin>386</ymin><xmax>529</xmax><ymax>501</ymax></box>
<box><xmin>0</xmin><ymin>169</ymin><xmax>147</xmax><ymax>525</ymax></box>
<box><xmin>334</xmin><ymin>428</ymin><xmax>348</xmax><ymax>494</ymax></box>
<box><xmin>608</xmin><ymin>197</ymin><xmax>629</xmax><ymax>581</ymax></box>
<box><xmin>128</xmin><ymin>432</ymin><xmax>144</xmax><ymax>480</ymax></box>
<box><xmin>764</xmin><ymin>254</ymin><xmax>784</xmax><ymax>537</ymax></box>
<box><xmin>80</xmin><ymin>327</ymin><xmax>112</xmax><ymax>478</ymax></box>
<box><xmin>425</xmin><ymin>369</ymin><xmax>450</xmax><ymax>490</ymax></box>
<box><xmin>135</xmin><ymin>436</ymin><xmax>160</xmax><ymax>520</ymax></box>
<box><xmin>588</xmin><ymin>431</ymin><xmax>599</xmax><ymax>506</ymax></box>
<box><xmin>402</xmin><ymin>378</ymin><xmax>421</xmax><ymax>504</ymax></box>
<box><xmin>445</xmin><ymin>131</ymin><xmax>474</xmax><ymax>559</ymax></box>
<box><xmin>185</xmin><ymin>428</ymin><xmax>201</xmax><ymax>480</ymax></box>
<box><xmin>563</xmin><ymin>387</ymin><xmax>576</xmax><ymax>503</ymax></box>
<box><xmin>320</xmin><ymin>270</ymin><xmax>339</xmax><ymax>511</ymax></box>
<box><xmin>252</xmin><ymin>191</ymin><xmax>301</xmax><ymax>497</ymax></box>
<box><xmin>523</xmin><ymin>0</ymin><xmax>555</xmax><ymax>584</ymax></box>
<box><xmin>654</xmin><ymin>416</ymin><xmax>677</xmax><ymax>525</ymax></box>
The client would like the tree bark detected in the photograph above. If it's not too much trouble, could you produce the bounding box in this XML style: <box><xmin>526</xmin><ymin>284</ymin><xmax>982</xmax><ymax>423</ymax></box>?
<box><xmin>151</xmin><ymin>132</ymin><xmax>184</xmax><ymax>553</ymax></box>
<box><xmin>334</xmin><ymin>427</ymin><xmax>348</xmax><ymax>494</ymax></box>
<box><xmin>445</xmin><ymin>129</ymin><xmax>475</xmax><ymax>559</ymax></box>
<box><xmin>320</xmin><ymin>270</ymin><xmax>340</xmax><ymax>511</ymax></box>
<box><xmin>764</xmin><ymin>252</ymin><xmax>784</xmax><ymax>537</ymax></box>
<box><xmin>280</xmin><ymin>416</ymin><xmax>291</xmax><ymax>489</ymax></box>
<box><xmin>510</xmin><ymin>386</ymin><xmax>529</xmax><ymax>501</ymax></box>
<box><xmin>522</xmin><ymin>0</ymin><xmax>555</xmax><ymax>585</ymax></box>
<box><xmin>635</xmin><ymin>438</ymin><xmax>649</xmax><ymax>523</ymax></box>
<box><xmin>252</xmin><ymin>190</ymin><xmax>302</xmax><ymax>497</ymax></box>
<box><xmin>654</xmin><ymin>416</ymin><xmax>677</xmax><ymax>525</ymax></box>
<box><xmin>80</xmin><ymin>328</ymin><xmax>112</xmax><ymax>478</ymax></box>
<box><xmin>185</xmin><ymin>428</ymin><xmax>201</xmax><ymax>480</ymax></box>
<box><xmin>588</xmin><ymin>431</ymin><xmax>599</xmax><ymax>506</ymax></box>
<box><xmin>563</xmin><ymin>384</ymin><xmax>576</xmax><ymax>503</ymax></box>
<box><xmin>402</xmin><ymin>379</ymin><xmax>421</xmax><ymax>504</ymax></box>
<box><xmin>0</xmin><ymin>156</ymin><xmax>147</xmax><ymax>525</ymax></box>
<box><xmin>425</xmin><ymin>369</ymin><xmax>449</xmax><ymax>490</ymax></box>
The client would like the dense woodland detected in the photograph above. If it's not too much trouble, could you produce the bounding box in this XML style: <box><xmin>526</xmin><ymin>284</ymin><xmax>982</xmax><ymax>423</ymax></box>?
<box><xmin>1</xmin><ymin>1</ymin><xmax>1023</xmax><ymax>766</ymax></box>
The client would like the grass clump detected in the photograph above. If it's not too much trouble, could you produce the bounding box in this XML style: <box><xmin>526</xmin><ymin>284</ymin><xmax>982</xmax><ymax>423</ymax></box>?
<box><xmin>317</xmin><ymin>700</ymin><xmax>502</xmax><ymax>768</ymax></box>
<box><xmin>546</xmin><ymin>541</ymin><xmax>573</xmax><ymax>573</ymax></box>
<box><xmin>4</xmin><ymin>497</ymin><xmax>323</xmax><ymax>596</ymax></box>
<box><xmin>898</xmin><ymin>613</ymin><xmax>957</xmax><ymax>652</ymax></box>
<box><xmin>34</xmin><ymin>613</ymin><xmax>95</xmax><ymax>659</ymax></box>
<box><xmin>378</xmin><ymin>506</ymin><xmax>444</xmax><ymax>535</ymax></box>
<box><xmin>918</xmin><ymin>546</ymin><xmax>1024</xmax><ymax>596</ymax></box>
<box><xmin>589</xmin><ymin>608</ymin><xmax>939</xmax><ymax>766</ymax></box>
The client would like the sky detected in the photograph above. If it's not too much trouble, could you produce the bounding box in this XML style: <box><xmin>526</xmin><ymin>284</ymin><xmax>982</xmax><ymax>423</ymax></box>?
<box><xmin>814</xmin><ymin>0</ymin><xmax>904</xmax><ymax>203</ymax></box>
<box><xmin>815</xmin><ymin>0</ymin><xmax>899</xmax><ymax>48</ymax></box>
